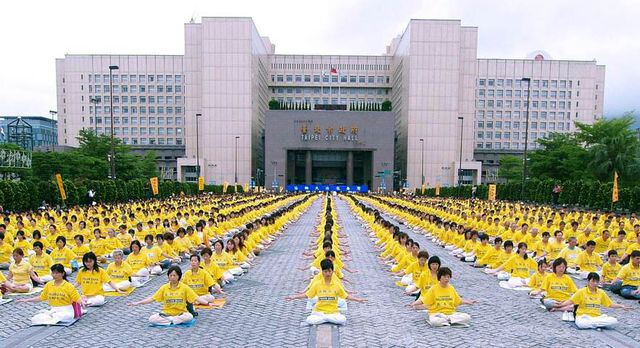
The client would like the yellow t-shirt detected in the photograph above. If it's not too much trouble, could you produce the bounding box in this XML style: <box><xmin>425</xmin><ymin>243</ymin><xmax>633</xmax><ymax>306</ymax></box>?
<box><xmin>540</xmin><ymin>274</ymin><xmax>577</xmax><ymax>301</ymax></box>
<box><xmin>500</xmin><ymin>254</ymin><xmax>536</xmax><ymax>278</ymax></box>
<box><xmin>71</xmin><ymin>245</ymin><xmax>91</xmax><ymax>262</ymax></box>
<box><xmin>617</xmin><ymin>263</ymin><xmax>640</xmax><ymax>287</ymax></box>
<box><xmin>593</xmin><ymin>237</ymin><xmax>611</xmax><ymax>254</ymax></box>
<box><xmin>116</xmin><ymin>233</ymin><xmax>133</xmax><ymax>247</ymax></box>
<box><xmin>30</xmin><ymin>253</ymin><xmax>53</xmax><ymax>276</ymax></box>
<box><xmin>547</xmin><ymin>240</ymin><xmax>565</xmax><ymax>260</ymax></box>
<box><xmin>106</xmin><ymin>262</ymin><xmax>132</xmax><ymax>282</ymax></box>
<box><xmin>421</xmin><ymin>283</ymin><xmax>462</xmax><ymax>315</ymax></box>
<box><xmin>182</xmin><ymin>269</ymin><xmax>215</xmax><ymax>296</ymax></box>
<box><xmin>571</xmin><ymin>287</ymin><xmax>612</xmax><ymax>317</ymax></box>
<box><xmin>145</xmin><ymin>245</ymin><xmax>163</xmax><ymax>263</ymax></box>
<box><xmin>624</xmin><ymin>242</ymin><xmax>640</xmax><ymax>256</ymax></box>
<box><xmin>305</xmin><ymin>278</ymin><xmax>347</xmax><ymax>314</ymax></box>
<box><xmin>527</xmin><ymin>271</ymin><xmax>546</xmax><ymax>291</ymax></box>
<box><xmin>203</xmin><ymin>260</ymin><xmax>224</xmax><ymax>281</ymax></box>
<box><xmin>558</xmin><ymin>247</ymin><xmax>581</xmax><ymax>267</ymax></box>
<box><xmin>50</xmin><ymin>248</ymin><xmax>77</xmax><ymax>269</ymax></box>
<box><xmin>0</xmin><ymin>243</ymin><xmax>13</xmax><ymax>264</ymax></box>
<box><xmin>40</xmin><ymin>280</ymin><xmax>81</xmax><ymax>307</ymax></box>
<box><xmin>77</xmin><ymin>268</ymin><xmax>111</xmax><ymax>296</ymax></box>
<box><xmin>601</xmin><ymin>262</ymin><xmax>621</xmax><ymax>283</ymax></box>
<box><xmin>152</xmin><ymin>282</ymin><xmax>199</xmax><ymax>316</ymax></box>
<box><xmin>575</xmin><ymin>251</ymin><xmax>603</xmax><ymax>272</ymax></box>
<box><xmin>9</xmin><ymin>261</ymin><xmax>33</xmax><ymax>285</ymax></box>
<box><xmin>125</xmin><ymin>252</ymin><xmax>150</xmax><ymax>273</ymax></box>
<box><xmin>607</xmin><ymin>239</ymin><xmax>627</xmax><ymax>256</ymax></box>
<box><xmin>211</xmin><ymin>252</ymin><xmax>234</xmax><ymax>271</ymax></box>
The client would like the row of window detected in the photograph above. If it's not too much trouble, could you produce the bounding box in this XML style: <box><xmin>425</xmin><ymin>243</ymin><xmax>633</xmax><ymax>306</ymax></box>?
<box><xmin>97</xmin><ymin>127</ymin><xmax>184</xmax><ymax>136</ymax></box>
<box><xmin>477</xmin><ymin>100</ymin><xmax>573</xmax><ymax>110</ymax></box>
<box><xmin>273</xmin><ymin>87</ymin><xmax>389</xmax><ymax>96</ymax></box>
<box><xmin>478</xmin><ymin>79</ymin><xmax>576</xmax><ymax>89</ymax></box>
<box><xmin>271</xmin><ymin>63</ymin><xmax>389</xmax><ymax>71</ymax></box>
<box><xmin>477</xmin><ymin>121</ymin><xmax>569</xmax><ymax>131</ymax></box>
<box><xmin>477</xmin><ymin>89</ymin><xmax>574</xmax><ymax>98</ymax></box>
<box><xmin>272</xmin><ymin>74</ymin><xmax>390</xmax><ymax>84</ymax></box>
<box><xmin>87</xmin><ymin>74</ymin><xmax>183</xmax><ymax>84</ymax></box>
<box><xmin>477</xmin><ymin>128</ymin><xmax>571</xmax><ymax>141</ymax></box>
<box><xmin>476</xmin><ymin>111</ymin><xmax>573</xmax><ymax>120</ymax></box>
<box><xmin>89</xmin><ymin>95</ymin><xmax>183</xmax><ymax>105</ymax></box>
<box><xmin>90</xmin><ymin>116</ymin><xmax>184</xmax><ymax>126</ymax></box>
<box><xmin>88</xmin><ymin>85</ymin><xmax>183</xmax><ymax>94</ymax></box>
<box><xmin>476</xmin><ymin>142</ymin><xmax>540</xmax><ymax>150</ymax></box>
<box><xmin>276</xmin><ymin>97</ymin><xmax>386</xmax><ymax>105</ymax></box>
<box><xmin>89</xmin><ymin>106</ymin><xmax>184</xmax><ymax>115</ymax></box>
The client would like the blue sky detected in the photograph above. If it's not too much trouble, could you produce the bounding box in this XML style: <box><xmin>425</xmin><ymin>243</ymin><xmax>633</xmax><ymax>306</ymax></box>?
<box><xmin>0</xmin><ymin>0</ymin><xmax>637</xmax><ymax>122</ymax></box>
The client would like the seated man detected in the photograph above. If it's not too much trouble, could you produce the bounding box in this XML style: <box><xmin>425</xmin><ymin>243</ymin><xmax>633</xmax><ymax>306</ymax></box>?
<box><xmin>610</xmin><ymin>250</ymin><xmax>640</xmax><ymax>299</ymax></box>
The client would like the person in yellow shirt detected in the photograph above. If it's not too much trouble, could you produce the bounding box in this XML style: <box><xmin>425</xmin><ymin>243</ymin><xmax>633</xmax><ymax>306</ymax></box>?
<box><xmin>31</xmin><ymin>230</ymin><xmax>50</xmax><ymax>255</ymax></box>
<box><xmin>17</xmin><ymin>263</ymin><xmax>82</xmax><ymax>325</ymax></box>
<box><xmin>4</xmin><ymin>248</ymin><xmax>43</xmax><ymax>293</ymax></box>
<box><xmin>574</xmin><ymin>241</ymin><xmax>603</xmax><ymax>278</ymax></box>
<box><xmin>620</xmin><ymin>232</ymin><xmax>640</xmax><ymax>263</ymax></box>
<box><xmin>30</xmin><ymin>241</ymin><xmax>53</xmax><ymax>283</ymax></box>
<box><xmin>554</xmin><ymin>272</ymin><xmax>631</xmax><ymax>328</ymax></box>
<box><xmin>76</xmin><ymin>252</ymin><xmax>124</xmax><ymax>306</ymax></box>
<box><xmin>71</xmin><ymin>235</ymin><xmax>90</xmax><ymax>266</ymax></box>
<box><xmin>409</xmin><ymin>267</ymin><xmax>477</xmax><ymax>327</ymax></box>
<box><xmin>401</xmin><ymin>250</ymin><xmax>429</xmax><ymax>293</ymax></box>
<box><xmin>50</xmin><ymin>236</ymin><xmax>77</xmax><ymax>275</ymax></box>
<box><xmin>547</xmin><ymin>231</ymin><xmax>565</xmax><ymax>260</ymax></box>
<box><xmin>474</xmin><ymin>237</ymin><xmax>503</xmax><ymax>268</ymax></box>
<box><xmin>182</xmin><ymin>254</ymin><xmax>221</xmax><ymax>304</ymax></box>
<box><xmin>607</xmin><ymin>230</ymin><xmax>628</xmax><ymax>258</ymax></box>
<box><xmin>527</xmin><ymin>259</ymin><xmax>549</xmax><ymax>296</ymax></box>
<box><xmin>408</xmin><ymin>256</ymin><xmax>441</xmax><ymax>300</ymax></box>
<box><xmin>103</xmin><ymin>229</ymin><xmax>124</xmax><ymax>257</ymax></box>
<box><xmin>144</xmin><ymin>235</ymin><xmax>170</xmax><ymax>273</ymax></box>
<box><xmin>531</xmin><ymin>257</ymin><xmax>577</xmax><ymax>312</ymax></box>
<box><xmin>611</xmin><ymin>250</ymin><xmax>640</xmax><ymax>299</ymax></box>
<box><xmin>593</xmin><ymin>230</ymin><xmax>611</xmax><ymax>255</ymax></box>
<box><xmin>13</xmin><ymin>231</ymin><xmax>31</xmax><ymax>255</ymax></box>
<box><xmin>104</xmin><ymin>250</ymin><xmax>133</xmax><ymax>292</ymax></box>
<box><xmin>126</xmin><ymin>240</ymin><xmax>156</xmax><ymax>286</ymax></box>
<box><xmin>129</xmin><ymin>265</ymin><xmax>207</xmax><ymax>326</ymax></box>
<box><xmin>488</xmin><ymin>242</ymin><xmax>537</xmax><ymax>287</ymax></box>
<box><xmin>0</xmin><ymin>232</ymin><xmax>13</xmax><ymax>269</ymax></box>
<box><xmin>558</xmin><ymin>237</ymin><xmax>580</xmax><ymax>270</ymax></box>
<box><xmin>533</xmin><ymin>232</ymin><xmax>551</xmax><ymax>261</ymax></box>
<box><xmin>601</xmin><ymin>250</ymin><xmax>621</xmax><ymax>289</ymax></box>
<box><xmin>116</xmin><ymin>225</ymin><xmax>133</xmax><ymax>255</ymax></box>
<box><xmin>200</xmin><ymin>247</ymin><xmax>225</xmax><ymax>285</ymax></box>
<box><xmin>285</xmin><ymin>259</ymin><xmax>366</xmax><ymax>325</ymax></box>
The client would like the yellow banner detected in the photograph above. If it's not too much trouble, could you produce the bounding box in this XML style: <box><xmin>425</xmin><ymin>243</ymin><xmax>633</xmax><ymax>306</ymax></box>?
<box><xmin>198</xmin><ymin>176</ymin><xmax>204</xmax><ymax>191</ymax></box>
<box><xmin>150</xmin><ymin>177</ymin><xmax>159</xmax><ymax>195</ymax></box>
<box><xmin>223</xmin><ymin>181</ymin><xmax>229</xmax><ymax>193</ymax></box>
<box><xmin>488</xmin><ymin>184</ymin><xmax>497</xmax><ymax>201</ymax></box>
<box><xmin>612</xmin><ymin>171</ymin><xmax>619</xmax><ymax>203</ymax></box>
<box><xmin>244</xmin><ymin>183</ymin><xmax>249</xmax><ymax>193</ymax></box>
<box><xmin>55</xmin><ymin>173</ymin><xmax>67</xmax><ymax>200</ymax></box>
<box><xmin>435</xmin><ymin>185</ymin><xmax>440</xmax><ymax>196</ymax></box>
<box><xmin>421</xmin><ymin>184</ymin><xmax>426</xmax><ymax>195</ymax></box>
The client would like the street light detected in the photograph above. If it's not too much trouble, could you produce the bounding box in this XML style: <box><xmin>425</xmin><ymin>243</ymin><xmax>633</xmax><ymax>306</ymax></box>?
<box><xmin>48</xmin><ymin>110</ymin><xmax>57</xmax><ymax>147</ymax></box>
<box><xmin>521</xmin><ymin>77</ymin><xmax>532</xmax><ymax>200</ymax></box>
<box><xmin>234</xmin><ymin>136</ymin><xmax>240</xmax><ymax>185</ymax></box>
<box><xmin>457</xmin><ymin>116</ymin><xmax>464</xmax><ymax>186</ymax></box>
<box><xmin>271</xmin><ymin>160</ymin><xmax>278</xmax><ymax>190</ymax></box>
<box><xmin>419</xmin><ymin>138</ymin><xmax>425</xmax><ymax>187</ymax></box>
<box><xmin>108</xmin><ymin>65</ymin><xmax>119</xmax><ymax>180</ymax></box>
<box><xmin>195</xmin><ymin>113</ymin><xmax>202</xmax><ymax>181</ymax></box>
<box><xmin>89</xmin><ymin>97</ymin><xmax>100</xmax><ymax>134</ymax></box>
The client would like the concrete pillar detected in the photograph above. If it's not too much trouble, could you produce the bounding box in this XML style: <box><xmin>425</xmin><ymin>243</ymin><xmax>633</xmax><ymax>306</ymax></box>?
<box><xmin>286</xmin><ymin>151</ymin><xmax>295</xmax><ymax>185</ymax></box>
<box><xmin>305</xmin><ymin>150</ymin><xmax>312</xmax><ymax>184</ymax></box>
<box><xmin>346</xmin><ymin>151</ymin><xmax>354</xmax><ymax>185</ymax></box>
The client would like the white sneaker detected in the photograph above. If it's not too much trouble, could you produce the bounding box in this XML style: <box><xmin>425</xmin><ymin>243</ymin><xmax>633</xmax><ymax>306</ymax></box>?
<box><xmin>561</xmin><ymin>311</ymin><xmax>575</xmax><ymax>322</ymax></box>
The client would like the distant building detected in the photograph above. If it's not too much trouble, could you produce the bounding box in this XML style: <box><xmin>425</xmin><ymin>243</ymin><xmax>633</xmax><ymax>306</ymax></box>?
<box><xmin>0</xmin><ymin>116</ymin><xmax>58</xmax><ymax>150</ymax></box>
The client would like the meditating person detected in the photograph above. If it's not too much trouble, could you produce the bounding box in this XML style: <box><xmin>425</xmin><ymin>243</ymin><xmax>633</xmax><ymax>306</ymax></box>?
<box><xmin>3</xmin><ymin>248</ymin><xmax>43</xmax><ymax>293</ymax></box>
<box><xmin>50</xmin><ymin>236</ymin><xmax>76</xmax><ymax>275</ymax></box>
<box><xmin>573</xmin><ymin>240</ymin><xmax>603</xmax><ymax>279</ymax></box>
<box><xmin>104</xmin><ymin>249</ymin><xmax>132</xmax><ymax>292</ymax></box>
<box><xmin>553</xmin><ymin>272</ymin><xmax>631</xmax><ymax>329</ymax></box>
<box><xmin>600</xmin><ymin>250</ymin><xmax>621</xmax><ymax>290</ymax></box>
<box><xmin>129</xmin><ymin>265</ymin><xmax>208</xmax><ymax>325</ymax></box>
<box><xmin>408</xmin><ymin>267</ymin><xmax>477</xmax><ymax>327</ymax></box>
<box><xmin>487</xmin><ymin>242</ymin><xmax>537</xmax><ymax>287</ymax></box>
<box><xmin>17</xmin><ymin>264</ymin><xmax>82</xmax><ymax>325</ymax></box>
<box><xmin>182</xmin><ymin>254</ymin><xmax>221</xmax><ymax>305</ymax></box>
<box><xmin>30</xmin><ymin>241</ymin><xmax>53</xmax><ymax>283</ymax></box>
<box><xmin>125</xmin><ymin>240</ymin><xmax>156</xmax><ymax>286</ymax></box>
<box><xmin>610</xmin><ymin>250</ymin><xmax>640</xmax><ymax>299</ymax></box>
<box><xmin>76</xmin><ymin>252</ymin><xmax>124</xmax><ymax>306</ymax></box>
<box><xmin>527</xmin><ymin>259</ymin><xmax>549</xmax><ymax>296</ymax></box>
<box><xmin>285</xmin><ymin>259</ymin><xmax>367</xmax><ymax>325</ymax></box>
<box><xmin>531</xmin><ymin>258</ymin><xmax>578</xmax><ymax>315</ymax></box>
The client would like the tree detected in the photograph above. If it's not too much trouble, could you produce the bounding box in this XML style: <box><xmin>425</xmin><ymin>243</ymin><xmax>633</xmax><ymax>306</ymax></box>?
<box><xmin>528</xmin><ymin>133</ymin><xmax>592</xmax><ymax>181</ymax></box>
<box><xmin>498</xmin><ymin>155</ymin><xmax>523</xmax><ymax>183</ymax></box>
<box><xmin>575</xmin><ymin>113</ymin><xmax>640</xmax><ymax>183</ymax></box>
<box><xmin>381</xmin><ymin>100</ymin><xmax>392</xmax><ymax>111</ymax></box>
<box><xmin>268</xmin><ymin>99</ymin><xmax>280</xmax><ymax>110</ymax></box>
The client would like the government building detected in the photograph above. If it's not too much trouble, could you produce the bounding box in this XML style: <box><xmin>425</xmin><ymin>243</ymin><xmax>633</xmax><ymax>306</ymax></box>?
<box><xmin>55</xmin><ymin>17</ymin><xmax>605</xmax><ymax>190</ymax></box>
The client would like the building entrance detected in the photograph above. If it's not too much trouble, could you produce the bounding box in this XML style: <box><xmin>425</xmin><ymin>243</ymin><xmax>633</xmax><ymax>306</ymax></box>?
<box><xmin>286</xmin><ymin>150</ymin><xmax>372</xmax><ymax>187</ymax></box>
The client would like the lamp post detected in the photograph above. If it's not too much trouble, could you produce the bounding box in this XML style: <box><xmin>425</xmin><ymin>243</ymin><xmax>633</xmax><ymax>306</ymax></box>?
<box><xmin>108</xmin><ymin>65</ymin><xmax>119</xmax><ymax>179</ymax></box>
<box><xmin>457</xmin><ymin>116</ymin><xmax>464</xmax><ymax>186</ymax></box>
<box><xmin>234</xmin><ymin>136</ymin><xmax>240</xmax><ymax>185</ymax></box>
<box><xmin>419</xmin><ymin>138</ymin><xmax>424</xmax><ymax>187</ymax></box>
<box><xmin>521</xmin><ymin>77</ymin><xmax>532</xmax><ymax>200</ymax></box>
<box><xmin>195</xmin><ymin>113</ymin><xmax>201</xmax><ymax>181</ymax></box>
<box><xmin>89</xmin><ymin>97</ymin><xmax>100</xmax><ymax>134</ymax></box>
<box><xmin>48</xmin><ymin>110</ymin><xmax>57</xmax><ymax>147</ymax></box>
<box><xmin>271</xmin><ymin>160</ymin><xmax>278</xmax><ymax>191</ymax></box>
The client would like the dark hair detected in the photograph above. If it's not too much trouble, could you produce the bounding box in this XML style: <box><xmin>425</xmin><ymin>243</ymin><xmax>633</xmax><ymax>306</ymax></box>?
<box><xmin>607</xmin><ymin>249</ymin><xmax>618</xmax><ymax>257</ymax></box>
<box><xmin>33</xmin><ymin>241</ymin><xmax>44</xmax><ymax>250</ymax></box>
<box><xmin>145</xmin><ymin>234</ymin><xmax>154</xmax><ymax>242</ymax></box>
<box><xmin>322</xmin><ymin>241</ymin><xmax>332</xmax><ymax>249</ymax></box>
<box><xmin>552</xmin><ymin>257</ymin><xmax>568</xmax><ymax>273</ymax></box>
<box><xmin>167</xmin><ymin>265</ymin><xmax>183</xmax><ymax>280</ymax></box>
<box><xmin>213</xmin><ymin>240</ymin><xmax>224</xmax><ymax>249</ymax></box>
<box><xmin>504</xmin><ymin>240</ymin><xmax>514</xmax><ymax>249</ymax></box>
<box><xmin>201</xmin><ymin>247</ymin><xmax>212</xmax><ymax>257</ymax></box>
<box><xmin>324</xmin><ymin>250</ymin><xmax>336</xmax><ymax>258</ymax></box>
<box><xmin>537</xmin><ymin>258</ymin><xmax>547</xmax><ymax>268</ymax></box>
<box><xmin>494</xmin><ymin>237</ymin><xmax>503</xmax><ymax>244</ymax></box>
<box><xmin>554</xmin><ymin>230</ymin><xmax>563</xmax><ymax>237</ymax></box>
<box><xmin>163</xmin><ymin>232</ymin><xmax>174</xmax><ymax>241</ymax></box>
<box><xmin>479</xmin><ymin>233</ymin><xmax>489</xmax><ymax>241</ymax></box>
<box><xmin>82</xmin><ymin>252</ymin><xmax>100</xmax><ymax>271</ymax></box>
<box><xmin>437</xmin><ymin>267</ymin><xmax>452</xmax><ymax>280</ymax></box>
<box><xmin>320</xmin><ymin>259</ymin><xmax>334</xmax><ymax>271</ymax></box>
<box><xmin>130</xmin><ymin>240</ymin><xmax>142</xmax><ymax>251</ymax></box>
<box><xmin>586</xmin><ymin>240</ymin><xmax>596</xmax><ymax>247</ymax></box>
<box><xmin>631</xmin><ymin>250</ymin><xmax>640</xmax><ymax>258</ymax></box>
<box><xmin>417</xmin><ymin>250</ymin><xmax>430</xmax><ymax>259</ymax></box>
<box><xmin>428</xmin><ymin>256</ymin><xmax>441</xmax><ymax>268</ymax></box>
<box><xmin>587</xmin><ymin>272</ymin><xmax>600</xmax><ymax>282</ymax></box>
<box><xmin>74</xmin><ymin>234</ymin><xmax>84</xmax><ymax>243</ymax></box>
<box><xmin>12</xmin><ymin>248</ymin><xmax>24</xmax><ymax>256</ymax></box>
<box><xmin>618</xmin><ymin>230</ymin><xmax>626</xmax><ymax>236</ymax></box>
<box><xmin>50</xmin><ymin>263</ymin><xmax>68</xmax><ymax>281</ymax></box>
<box><xmin>190</xmin><ymin>254</ymin><xmax>200</xmax><ymax>262</ymax></box>
<box><xmin>55</xmin><ymin>235</ymin><xmax>67</xmax><ymax>246</ymax></box>
<box><xmin>541</xmin><ymin>232</ymin><xmax>550</xmax><ymax>238</ymax></box>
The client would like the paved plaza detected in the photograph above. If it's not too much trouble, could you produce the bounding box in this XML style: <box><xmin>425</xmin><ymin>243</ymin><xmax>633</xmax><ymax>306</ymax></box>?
<box><xmin>0</xmin><ymin>194</ymin><xmax>639</xmax><ymax>348</ymax></box>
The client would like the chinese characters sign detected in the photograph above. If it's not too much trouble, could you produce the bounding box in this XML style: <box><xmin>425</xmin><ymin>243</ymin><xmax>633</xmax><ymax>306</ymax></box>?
<box><xmin>300</xmin><ymin>124</ymin><xmax>359</xmax><ymax>142</ymax></box>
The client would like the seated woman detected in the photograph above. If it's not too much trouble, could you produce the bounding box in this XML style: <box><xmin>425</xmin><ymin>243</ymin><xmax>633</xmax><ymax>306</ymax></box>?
<box><xmin>487</xmin><ymin>242</ymin><xmax>536</xmax><ymax>286</ymax></box>
<box><xmin>200</xmin><ymin>247</ymin><xmax>225</xmax><ymax>286</ymax></box>
<box><xmin>30</xmin><ymin>242</ymin><xmax>53</xmax><ymax>283</ymax></box>
<box><xmin>531</xmin><ymin>258</ymin><xmax>578</xmax><ymax>314</ymax></box>
<box><xmin>409</xmin><ymin>267</ymin><xmax>477</xmax><ymax>327</ymax></box>
<box><xmin>407</xmin><ymin>256</ymin><xmax>441</xmax><ymax>302</ymax></box>
<box><xmin>50</xmin><ymin>236</ymin><xmax>77</xmax><ymax>275</ymax></box>
<box><xmin>401</xmin><ymin>250</ymin><xmax>430</xmax><ymax>294</ymax></box>
<box><xmin>182</xmin><ymin>254</ymin><xmax>221</xmax><ymax>305</ymax></box>
<box><xmin>17</xmin><ymin>264</ymin><xmax>82</xmax><ymax>325</ymax></box>
<box><xmin>226</xmin><ymin>238</ymin><xmax>250</xmax><ymax>272</ymax></box>
<box><xmin>527</xmin><ymin>259</ymin><xmax>549</xmax><ymax>297</ymax></box>
<box><xmin>4</xmin><ymin>248</ymin><xmax>43</xmax><ymax>293</ymax></box>
<box><xmin>285</xmin><ymin>259</ymin><xmax>366</xmax><ymax>325</ymax></box>
<box><xmin>211</xmin><ymin>240</ymin><xmax>241</xmax><ymax>279</ymax></box>
<box><xmin>143</xmin><ymin>235</ymin><xmax>170</xmax><ymax>272</ymax></box>
<box><xmin>104</xmin><ymin>250</ymin><xmax>132</xmax><ymax>292</ymax></box>
<box><xmin>76</xmin><ymin>252</ymin><xmax>124</xmax><ymax>306</ymax></box>
<box><xmin>554</xmin><ymin>272</ymin><xmax>631</xmax><ymax>329</ymax></box>
<box><xmin>128</xmin><ymin>265</ymin><xmax>208</xmax><ymax>326</ymax></box>
<box><xmin>126</xmin><ymin>240</ymin><xmax>157</xmax><ymax>286</ymax></box>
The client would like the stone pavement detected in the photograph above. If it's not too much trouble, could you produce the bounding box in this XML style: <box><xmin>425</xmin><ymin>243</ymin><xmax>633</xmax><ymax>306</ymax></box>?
<box><xmin>0</xmin><ymin>197</ymin><xmax>322</xmax><ymax>348</ymax></box>
<box><xmin>354</xmin><ymin>195</ymin><xmax>640</xmax><ymax>348</ymax></box>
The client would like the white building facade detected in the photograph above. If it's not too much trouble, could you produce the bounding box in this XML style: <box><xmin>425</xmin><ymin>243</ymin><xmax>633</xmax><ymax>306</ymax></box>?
<box><xmin>55</xmin><ymin>17</ymin><xmax>604</xmax><ymax>189</ymax></box>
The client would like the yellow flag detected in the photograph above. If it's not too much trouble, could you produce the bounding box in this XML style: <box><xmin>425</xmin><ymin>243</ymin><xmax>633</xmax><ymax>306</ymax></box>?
<box><xmin>612</xmin><ymin>171</ymin><xmax>619</xmax><ymax>203</ymax></box>
<box><xmin>279</xmin><ymin>186</ymin><xmax>284</xmax><ymax>193</ymax></box>
<box><xmin>198</xmin><ymin>176</ymin><xmax>204</xmax><ymax>191</ymax></box>
<box><xmin>435</xmin><ymin>184</ymin><xmax>440</xmax><ymax>196</ymax></box>
<box><xmin>488</xmin><ymin>184</ymin><xmax>497</xmax><ymax>201</ymax></box>
<box><xmin>421</xmin><ymin>184</ymin><xmax>426</xmax><ymax>195</ymax></box>
<box><xmin>244</xmin><ymin>183</ymin><xmax>249</xmax><ymax>193</ymax></box>
<box><xmin>55</xmin><ymin>173</ymin><xmax>67</xmax><ymax>200</ymax></box>
<box><xmin>150</xmin><ymin>177</ymin><xmax>159</xmax><ymax>195</ymax></box>
<box><xmin>223</xmin><ymin>181</ymin><xmax>229</xmax><ymax>193</ymax></box>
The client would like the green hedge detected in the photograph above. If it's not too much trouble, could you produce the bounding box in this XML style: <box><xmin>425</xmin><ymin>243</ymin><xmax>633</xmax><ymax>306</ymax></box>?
<box><xmin>0</xmin><ymin>179</ymin><xmax>245</xmax><ymax>212</ymax></box>
<box><xmin>415</xmin><ymin>179</ymin><xmax>639</xmax><ymax>212</ymax></box>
